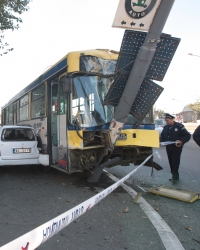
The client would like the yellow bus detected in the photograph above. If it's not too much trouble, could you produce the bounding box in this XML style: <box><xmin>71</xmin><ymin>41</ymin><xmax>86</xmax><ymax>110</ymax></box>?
<box><xmin>1</xmin><ymin>49</ymin><xmax>159</xmax><ymax>180</ymax></box>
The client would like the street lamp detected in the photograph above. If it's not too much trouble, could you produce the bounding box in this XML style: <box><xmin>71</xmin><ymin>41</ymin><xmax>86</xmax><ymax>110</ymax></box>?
<box><xmin>188</xmin><ymin>53</ymin><xmax>200</xmax><ymax>57</ymax></box>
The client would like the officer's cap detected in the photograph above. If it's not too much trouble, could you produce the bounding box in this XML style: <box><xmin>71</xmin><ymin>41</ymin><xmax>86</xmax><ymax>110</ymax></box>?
<box><xmin>164</xmin><ymin>113</ymin><xmax>175</xmax><ymax>119</ymax></box>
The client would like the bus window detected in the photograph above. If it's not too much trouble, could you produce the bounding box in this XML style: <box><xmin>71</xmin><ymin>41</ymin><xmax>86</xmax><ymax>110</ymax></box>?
<box><xmin>71</xmin><ymin>76</ymin><xmax>114</xmax><ymax>127</ymax></box>
<box><xmin>13</xmin><ymin>102</ymin><xmax>17</xmax><ymax>125</ymax></box>
<box><xmin>51</xmin><ymin>83</ymin><xmax>58</xmax><ymax>147</ymax></box>
<box><xmin>5</xmin><ymin>107</ymin><xmax>9</xmax><ymax>124</ymax></box>
<box><xmin>89</xmin><ymin>93</ymin><xmax>94</xmax><ymax>111</ymax></box>
<box><xmin>52</xmin><ymin>84</ymin><xmax>58</xmax><ymax>113</ymax></box>
<box><xmin>8</xmin><ymin>105</ymin><xmax>13</xmax><ymax>124</ymax></box>
<box><xmin>1</xmin><ymin>110</ymin><xmax>4</xmax><ymax>124</ymax></box>
<box><xmin>31</xmin><ymin>84</ymin><xmax>45</xmax><ymax>118</ymax></box>
<box><xmin>59</xmin><ymin>77</ymin><xmax>67</xmax><ymax>115</ymax></box>
<box><xmin>16</xmin><ymin>100</ymin><xmax>20</xmax><ymax>123</ymax></box>
<box><xmin>20</xmin><ymin>95</ymin><xmax>29</xmax><ymax>121</ymax></box>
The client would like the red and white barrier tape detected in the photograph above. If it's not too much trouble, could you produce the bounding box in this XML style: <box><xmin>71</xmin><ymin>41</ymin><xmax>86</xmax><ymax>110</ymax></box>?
<box><xmin>160</xmin><ymin>141</ymin><xmax>182</xmax><ymax>147</ymax></box>
<box><xmin>160</xmin><ymin>141</ymin><xmax>175</xmax><ymax>146</ymax></box>
<box><xmin>0</xmin><ymin>153</ymin><xmax>153</xmax><ymax>250</ymax></box>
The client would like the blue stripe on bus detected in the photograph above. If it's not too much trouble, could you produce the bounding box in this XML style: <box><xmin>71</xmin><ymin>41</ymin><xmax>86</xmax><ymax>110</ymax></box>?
<box><xmin>102</xmin><ymin>124</ymin><xmax>155</xmax><ymax>130</ymax></box>
<box><xmin>67</xmin><ymin>124</ymin><xmax>155</xmax><ymax>131</ymax></box>
<box><xmin>138</xmin><ymin>124</ymin><xmax>155</xmax><ymax>130</ymax></box>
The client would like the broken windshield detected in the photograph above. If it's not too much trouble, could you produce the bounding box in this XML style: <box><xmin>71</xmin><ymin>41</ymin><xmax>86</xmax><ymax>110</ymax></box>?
<box><xmin>71</xmin><ymin>75</ymin><xmax>154</xmax><ymax>128</ymax></box>
<box><xmin>71</xmin><ymin>76</ymin><xmax>114</xmax><ymax>127</ymax></box>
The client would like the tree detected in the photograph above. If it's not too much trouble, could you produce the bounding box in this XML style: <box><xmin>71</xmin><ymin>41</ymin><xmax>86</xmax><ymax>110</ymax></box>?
<box><xmin>188</xmin><ymin>101</ymin><xmax>200</xmax><ymax>119</ymax></box>
<box><xmin>154</xmin><ymin>109</ymin><xmax>165</xmax><ymax>119</ymax></box>
<box><xmin>0</xmin><ymin>0</ymin><xmax>31</xmax><ymax>56</ymax></box>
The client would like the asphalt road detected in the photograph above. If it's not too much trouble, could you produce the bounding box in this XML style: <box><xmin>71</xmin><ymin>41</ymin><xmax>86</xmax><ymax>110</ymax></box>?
<box><xmin>0</xmin><ymin>165</ymin><xmax>166</xmax><ymax>250</ymax></box>
<box><xmin>0</xmin><ymin>138</ymin><xmax>200</xmax><ymax>250</ymax></box>
<box><xmin>108</xmin><ymin>137</ymin><xmax>200</xmax><ymax>250</ymax></box>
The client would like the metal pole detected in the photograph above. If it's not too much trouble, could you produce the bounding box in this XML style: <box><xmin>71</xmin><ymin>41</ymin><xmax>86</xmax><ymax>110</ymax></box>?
<box><xmin>109</xmin><ymin>0</ymin><xmax>175</xmax><ymax>146</ymax></box>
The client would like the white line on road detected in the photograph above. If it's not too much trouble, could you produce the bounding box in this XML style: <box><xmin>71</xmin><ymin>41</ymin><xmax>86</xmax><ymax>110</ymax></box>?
<box><xmin>104</xmin><ymin>170</ymin><xmax>185</xmax><ymax>250</ymax></box>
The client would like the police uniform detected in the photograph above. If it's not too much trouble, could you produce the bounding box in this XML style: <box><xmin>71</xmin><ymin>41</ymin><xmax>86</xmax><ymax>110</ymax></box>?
<box><xmin>160</xmin><ymin>113</ymin><xmax>191</xmax><ymax>181</ymax></box>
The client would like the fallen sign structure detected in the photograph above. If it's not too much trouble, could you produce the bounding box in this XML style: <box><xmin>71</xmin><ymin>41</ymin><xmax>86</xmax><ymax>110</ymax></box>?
<box><xmin>149</xmin><ymin>185</ymin><xmax>200</xmax><ymax>203</ymax></box>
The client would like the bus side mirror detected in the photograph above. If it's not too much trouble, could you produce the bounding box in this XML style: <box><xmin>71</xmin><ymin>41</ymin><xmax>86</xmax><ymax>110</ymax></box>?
<box><xmin>63</xmin><ymin>75</ymin><xmax>72</xmax><ymax>94</ymax></box>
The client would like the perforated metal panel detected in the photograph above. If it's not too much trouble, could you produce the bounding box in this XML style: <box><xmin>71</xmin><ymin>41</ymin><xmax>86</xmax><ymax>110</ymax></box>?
<box><xmin>146</xmin><ymin>35</ymin><xmax>180</xmax><ymax>80</ymax></box>
<box><xmin>104</xmin><ymin>73</ymin><xmax>128</xmax><ymax>106</ymax></box>
<box><xmin>130</xmin><ymin>79</ymin><xmax>164</xmax><ymax>121</ymax></box>
<box><xmin>105</xmin><ymin>77</ymin><xmax>163</xmax><ymax>126</ymax></box>
<box><xmin>114</xmin><ymin>30</ymin><xmax>180</xmax><ymax>81</ymax></box>
<box><xmin>104</xmin><ymin>30</ymin><xmax>179</xmax><ymax>126</ymax></box>
<box><xmin>115</xmin><ymin>31</ymin><xmax>145</xmax><ymax>74</ymax></box>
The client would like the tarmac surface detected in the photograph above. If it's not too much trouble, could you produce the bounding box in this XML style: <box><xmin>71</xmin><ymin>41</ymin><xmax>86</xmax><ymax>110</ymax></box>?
<box><xmin>107</xmin><ymin>138</ymin><xmax>200</xmax><ymax>250</ymax></box>
<box><xmin>0</xmin><ymin>128</ymin><xmax>200</xmax><ymax>250</ymax></box>
<box><xmin>0</xmin><ymin>165</ymin><xmax>167</xmax><ymax>250</ymax></box>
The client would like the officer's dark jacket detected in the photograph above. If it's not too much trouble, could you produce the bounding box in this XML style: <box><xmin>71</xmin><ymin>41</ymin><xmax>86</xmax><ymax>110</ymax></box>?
<box><xmin>193</xmin><ymin>125</ymin><xmax>200</xmax><ymax>147</ymax></box>
<box><xmin>160</xmin><ymin>122</ymin><xmax>191</xmax><ymax>144</ymax></box>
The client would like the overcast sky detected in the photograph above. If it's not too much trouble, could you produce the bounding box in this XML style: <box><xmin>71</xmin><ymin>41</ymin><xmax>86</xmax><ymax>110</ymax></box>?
<box><xmin>0</xmin><ymin>0</ymin><xmax>200</xmax><ymax>114</ymax></box>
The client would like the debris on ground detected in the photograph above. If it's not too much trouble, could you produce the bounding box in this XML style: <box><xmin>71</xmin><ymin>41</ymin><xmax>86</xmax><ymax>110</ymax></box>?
<box><xmin>133</xmin><ymin>192</ymin><xmax>142</xmax><ymax>204</ymax></box>
<box><xmin>122</xmin><ymin>208</ymin><xmax>129</xmax><ymax>213</ymax></box>
<box><xmin>149</xmin><ymin>185</ymin><xmax>199</xmax><ymax>203</ymax></box>
<box><xmin>192</xmin><ymin>238</ymin><xmax>200</xmax><ymax>244</ymax></box>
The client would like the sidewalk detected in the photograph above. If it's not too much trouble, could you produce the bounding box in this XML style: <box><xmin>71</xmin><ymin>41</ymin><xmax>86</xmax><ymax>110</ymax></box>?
<box><xmin>183</xmin><ymin>122</ymin><xmax>199</xmax><ymax>134</ymax></box>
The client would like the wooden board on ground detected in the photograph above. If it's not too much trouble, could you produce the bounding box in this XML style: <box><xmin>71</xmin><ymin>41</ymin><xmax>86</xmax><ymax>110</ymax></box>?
<box><xmin>149</xmin><ymin>185</ymin><xmax>199</xmax><ymax>203</ymax></box>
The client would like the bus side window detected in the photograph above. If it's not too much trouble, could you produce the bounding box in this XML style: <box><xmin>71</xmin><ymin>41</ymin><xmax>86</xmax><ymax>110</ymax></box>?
<box><xmin>31</xmin><ymin>84</ymin><xmax>45</xmax><ymax>118</ymax></box>
<box><xmin>59</xmin><ymin>77</ymin><xmax>67</xmax><ymax>115</ymax></box>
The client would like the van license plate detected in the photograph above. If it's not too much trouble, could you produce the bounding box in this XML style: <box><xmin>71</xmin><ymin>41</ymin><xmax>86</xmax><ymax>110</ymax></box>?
<box><xmin>13</xmin><ymin>148</ymin><xmax>31</xmax><ymax>153</ymax></box>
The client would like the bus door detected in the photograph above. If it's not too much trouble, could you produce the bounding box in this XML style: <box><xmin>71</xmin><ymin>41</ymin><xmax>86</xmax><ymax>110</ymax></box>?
<box><xmin>51</xmin><ymin>82</ymin><xmax>58</xmax><ymax>164</ymax></box>
<box><xmin>57</xmin><ymin>76</ymin><xmax>67</xmax><ymax>163</ymax></box>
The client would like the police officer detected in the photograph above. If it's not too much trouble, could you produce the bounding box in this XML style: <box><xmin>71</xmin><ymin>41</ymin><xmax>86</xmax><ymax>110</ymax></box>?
<box><xmin>160</xmin><ymin>113</ymin><xmax>191</xmax><ymax>182</ymax></box>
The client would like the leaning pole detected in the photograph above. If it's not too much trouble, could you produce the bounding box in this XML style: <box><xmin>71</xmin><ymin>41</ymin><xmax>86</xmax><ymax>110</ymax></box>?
<box><xmin>109</xmin><ymin>0</ymin><xmax>175</xmax><ymax>146</ymax></box>
<box><xmin>87</xmin><ymin>0</ymin><xmax>175</xmax><ymax>183</ymax></box>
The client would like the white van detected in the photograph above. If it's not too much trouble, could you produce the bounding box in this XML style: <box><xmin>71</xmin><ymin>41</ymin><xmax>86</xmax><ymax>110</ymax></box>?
<box><xmin>0</xmin><ymin>125</ymin><xmax>49</xmax><ymax>166</ymax></box>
